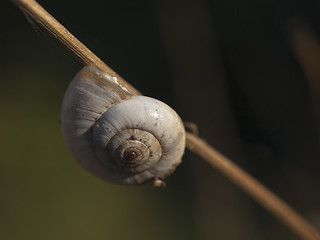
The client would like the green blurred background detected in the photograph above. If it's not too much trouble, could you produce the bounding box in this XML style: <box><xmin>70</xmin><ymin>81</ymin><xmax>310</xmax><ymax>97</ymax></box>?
<box><xmin>1</xmin><ymin>0</ymin><xmax>320</xmax><ymax>239</ymax></box>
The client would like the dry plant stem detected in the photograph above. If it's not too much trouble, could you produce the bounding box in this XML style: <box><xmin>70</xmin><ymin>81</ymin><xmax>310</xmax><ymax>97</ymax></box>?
<box><xmin>186</xmin><ymin>133</ymin><xmax>320</xmax><ymax>240</ymax></box>
<box><xmin>11</xmin><ymin>0</ymin><xmax>140</xmax><ymax>95</ymax></box>
<box><xmin>290</xmin><ymin>22</ymin><xmax>320</xmax><ymax>137</ymax></box>
<box><xmin>11</xmin><ymin>0</ymin><xmax>320</xmax><ymax>239</ymax></box>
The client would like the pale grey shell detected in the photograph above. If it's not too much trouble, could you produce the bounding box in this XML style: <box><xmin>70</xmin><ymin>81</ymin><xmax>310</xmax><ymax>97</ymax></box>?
<box><xmin>60</xmin><ymin>66</ymin><xmax>186</xmax><ymax>184</ymax></box>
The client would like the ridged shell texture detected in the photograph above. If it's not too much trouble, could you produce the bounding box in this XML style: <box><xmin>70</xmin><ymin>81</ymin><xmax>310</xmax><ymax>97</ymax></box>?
<box><xmin>60</xmin><ymin>66</ymin><xmax>186</xmax><ymax>184</ymax></box>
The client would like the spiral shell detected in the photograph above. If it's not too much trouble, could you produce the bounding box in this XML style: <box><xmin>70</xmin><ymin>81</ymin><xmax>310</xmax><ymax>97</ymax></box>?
<box><xmin>60</xmin><ymin>66</ymin><xmax>186</xmax><ymax>184</ymax></box>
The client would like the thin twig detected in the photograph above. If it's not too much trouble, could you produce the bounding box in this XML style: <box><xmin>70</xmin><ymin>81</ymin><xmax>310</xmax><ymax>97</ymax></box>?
<box><xmin>289</xmin><ymin>20</ymin><xmax>320</xmax><ymax>137</ymax></box>
<box><xmin>186</xmin><ymin>133</ymin><xmax>320</xmax><ymax>240</ymax></box>
<box><xmin>11</xmin><ymin>0</ymin><xmax>320</xmax><ymax>239</ymax></box>
<box><xmin>11</xmin><ymin>0</ymin><xmax>140</xmax><ymax>96</ymax></box>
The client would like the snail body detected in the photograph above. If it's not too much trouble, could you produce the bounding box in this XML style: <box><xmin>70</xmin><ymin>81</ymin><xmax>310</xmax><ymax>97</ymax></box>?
<box><xmin>60</xmin><ymin>66</ymin><xmax>186</xmax><ymax>185</ymax></box>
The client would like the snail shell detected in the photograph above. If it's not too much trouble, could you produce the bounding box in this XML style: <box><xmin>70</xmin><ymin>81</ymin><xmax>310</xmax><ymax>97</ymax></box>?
<box><xmin>60</xmin><ymin>66</ymin><xmax>186</xmax><ymax>185</ymax></box>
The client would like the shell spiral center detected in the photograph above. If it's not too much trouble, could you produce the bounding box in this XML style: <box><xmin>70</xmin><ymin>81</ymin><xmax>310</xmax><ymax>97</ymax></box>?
<box><xmin>93</xmin><ymin>128</ymin><xmax>162</xmax><ymax>173</ymax></box>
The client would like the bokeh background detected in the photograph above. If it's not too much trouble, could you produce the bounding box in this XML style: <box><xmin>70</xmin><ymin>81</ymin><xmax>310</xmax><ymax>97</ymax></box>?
<box><xmin>1</xmin><ymin>0</ymin><xmax>320</xmax><ymax>239</ymax></box>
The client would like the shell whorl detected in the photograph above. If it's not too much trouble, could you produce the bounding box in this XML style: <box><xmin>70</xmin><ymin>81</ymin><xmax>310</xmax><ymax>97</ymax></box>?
<box><xmin>60</xmin><ymin>66</ymin><xmax>186</xmax><ymax>184</ymax></box>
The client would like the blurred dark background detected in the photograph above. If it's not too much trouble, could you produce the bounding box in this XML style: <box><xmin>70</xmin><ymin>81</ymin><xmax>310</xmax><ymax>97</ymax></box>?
<box><xmin>1</xmin><ymin>0</ymin><xmax>320</xmax><ymax>239</ymax></box>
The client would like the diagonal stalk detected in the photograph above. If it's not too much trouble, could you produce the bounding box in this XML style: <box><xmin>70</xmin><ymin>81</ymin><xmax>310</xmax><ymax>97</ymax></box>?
<box><xmin>11</xmin><ymin>0</ymin><xmax>320</xmax><ymax>239</ymax></box>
